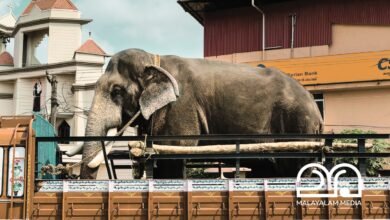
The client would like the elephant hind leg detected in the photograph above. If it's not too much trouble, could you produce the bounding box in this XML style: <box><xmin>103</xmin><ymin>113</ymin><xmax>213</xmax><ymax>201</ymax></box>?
<box><xmin>269</xmin><ymin>105</ymin><xmax>317</xmax><ymax>177</ymax></box>
<box><xmin>271</xmin><ymin>105</ymin><xmax>315</xmax><ymax>135</ymax></box>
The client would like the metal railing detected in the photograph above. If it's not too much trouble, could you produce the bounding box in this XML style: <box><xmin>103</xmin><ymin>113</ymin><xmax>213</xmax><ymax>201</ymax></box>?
<box><xmin>36</xmin><ymin>134</ymin><xmax>390</xmax><ymax>179</ymax></box>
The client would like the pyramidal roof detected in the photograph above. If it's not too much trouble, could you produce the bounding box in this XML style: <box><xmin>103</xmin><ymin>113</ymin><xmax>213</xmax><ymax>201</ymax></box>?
<box><xmin>75</xmin><ymin>39</ymin><xmax>107</xmax><ymax>56</ymax></box>
<box><xmin>23</xmin><ymin>0</ymin><xmax>78</xmax><ymax>15</ymax></box>
<box><xmin>0</xmin><ymin>51</ymin><xmax>14</xmax><ymax>66</ymax></box>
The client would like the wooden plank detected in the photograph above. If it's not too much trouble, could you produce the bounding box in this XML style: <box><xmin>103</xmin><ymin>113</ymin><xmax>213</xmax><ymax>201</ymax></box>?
<box><xmin>231</xmin><ymin>191</ymin><xmax>265</xmax><ymax>219</ymax></box>
<box><xmin>129</xmin><ymin>141</ymin><xmax>372</xmax><ymax>157</ymax></box>
<box><xmin>362</xmin><ymin>190</ymin><xmax>390</xmax><ymax>219</ymax></box>
<box><xmin>108</xmin><ymin>192</ymin><xmax>148</xmax><ymax>219</ymax></box>
<box><xmin>0</xmin><ymin>117</ymin><xmax>32</xmax><ymax>128</ymax></box>
<box><xmin>189</xmin><ymin>192</ymin><xmax>228</xmax><ymax>219</ymax></box>
<box><xmin>328</xmin><ymin>197</ymin><xmax>360</xmax><ymax>219</ymax></box>
<box><xmin>63</xmin><ymin>192</ymin><xmax>108</xmax><ymax>219</ymax></box>
<box><xmin>265</xmin><ymin>191</ymin><xmax>296</xmax><ymax>219</ymax></box>
<box><xmin>32</xmin><ymin>192</ymin><xmax>62</xmax><ymax>219</ymax></box>
<box><xmin>0</xmin><ymin>128</ymin><xmax>27</xmax><ymax>146</ymax></box>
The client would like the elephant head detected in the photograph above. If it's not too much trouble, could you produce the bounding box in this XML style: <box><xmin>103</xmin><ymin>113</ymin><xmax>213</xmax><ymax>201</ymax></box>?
<box><xmin>68</xmin><ymin>49</ymin><xmax>180</xmax><ymax>179</ymax></box>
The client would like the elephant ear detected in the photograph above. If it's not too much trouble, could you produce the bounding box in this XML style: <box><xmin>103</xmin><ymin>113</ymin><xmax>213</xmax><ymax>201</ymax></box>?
<box><xmin>139</xmin><ymin>65</ymin><xmax>180</xmax><ymax>120</ymax></box>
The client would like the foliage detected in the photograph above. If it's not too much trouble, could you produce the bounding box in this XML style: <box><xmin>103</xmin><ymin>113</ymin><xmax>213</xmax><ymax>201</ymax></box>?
<box><xmin>187</xmin><ymin>168</ymin><xmax>217</xmax><ymax>179</ymax></box>
<box><xmin>334</xmin><ymin>129</ymin><xmax>388</xmax><ymax>176</ymax></box>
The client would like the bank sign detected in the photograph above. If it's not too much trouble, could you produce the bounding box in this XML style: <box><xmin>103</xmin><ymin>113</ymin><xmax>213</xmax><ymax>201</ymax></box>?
<box><xmin>249</xmin><ymin>50</ymin><xmax>390</xmax><ymax>85</ymax></box>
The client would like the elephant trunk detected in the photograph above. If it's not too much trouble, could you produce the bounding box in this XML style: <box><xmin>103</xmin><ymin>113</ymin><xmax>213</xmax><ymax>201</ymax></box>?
<box><xmin>79</xmin><ymin>93</ymin><xmax>122</xmax><ymax>179</ymax></box>
<box><xmin>79</xmin><ymin>116</ymin><xmax>106</xmax><ymax>179</ymax></box>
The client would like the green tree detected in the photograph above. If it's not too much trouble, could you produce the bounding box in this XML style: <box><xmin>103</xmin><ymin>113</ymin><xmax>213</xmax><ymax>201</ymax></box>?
<box><xmin>335</xmin><ymin>129</ymin><xmax>388</xmax><ymax>176</ymax></box>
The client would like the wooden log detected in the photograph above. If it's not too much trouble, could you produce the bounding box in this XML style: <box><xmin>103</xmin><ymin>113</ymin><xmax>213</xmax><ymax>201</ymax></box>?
<box><xmin>128</xmin><ymin>141</ymin><xmax>373</xmax><ymax>157</ymax></box>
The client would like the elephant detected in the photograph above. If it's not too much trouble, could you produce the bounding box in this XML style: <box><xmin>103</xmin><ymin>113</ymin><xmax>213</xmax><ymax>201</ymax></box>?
<box><xmin>66</xmin><ymin>48</ymin><xmax>323</xmax><ymax>179</ymax></box>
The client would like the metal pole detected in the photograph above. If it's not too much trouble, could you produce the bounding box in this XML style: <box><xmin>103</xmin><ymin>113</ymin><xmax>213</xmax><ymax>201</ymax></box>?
<box><xmin>324</xmin><ymin>138</ymin><xmax>333</xmax><ymax>169</ymax></box>
<box><xmin>101</xmin><ymin>141</ymin><xmax>112</xmax><ymax>179</ymax></box>
<box><xmin>358</xmin><ymin>139</ymin><xmax>366</xmax><ymax>176</ymax></box>
<box><xmin>110</xmin><ymin>159</ymin><xmax>117</xmax><ymax>179</ymax></box>
<box><xmin>252</xmin><ymin>0</ymin><xmax>266</xmax><ymax>60</ymax></box>
<box><xmin>235</xmin><ymin>142</ymin><xmax>240</xmax><ymax>178</ymax></box>
<box><xmin>145</xmin><ymin>140</ymin><xmax>154</xmax><ymax>179</ymax></box>
<box><xmin>290</xmin><ymin>14</ymin><xmax>296</xmax><ymax>58</ymax></box>
<box><xmin>182</xmin><ymin>159</ymin><xmax>187</xmax><ymax>179</ymax></box>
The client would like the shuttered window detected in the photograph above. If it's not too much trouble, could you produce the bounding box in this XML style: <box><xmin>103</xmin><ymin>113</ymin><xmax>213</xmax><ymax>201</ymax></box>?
<box><xmin>0</xmin><ymin>148</ymin><xmax>3</xmax><ymax>196</ymax></box>
<box><xmin>7</xmin><ymin>147</ymin><xmax>25</xmax><ymax>197</ymax></box>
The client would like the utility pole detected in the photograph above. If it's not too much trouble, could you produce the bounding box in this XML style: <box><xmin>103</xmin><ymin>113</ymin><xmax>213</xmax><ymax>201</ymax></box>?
<box><xmin>46</xmin><ymin>71</ymin><xmax>58</xmax><ymax>126</ymax></box>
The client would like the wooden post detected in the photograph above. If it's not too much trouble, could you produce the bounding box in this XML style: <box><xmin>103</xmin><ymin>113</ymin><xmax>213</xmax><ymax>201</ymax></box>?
<box><xmin>46</xmin><ymin>71</ymin><xmax>58</xmax><ymax>126</ymax></box>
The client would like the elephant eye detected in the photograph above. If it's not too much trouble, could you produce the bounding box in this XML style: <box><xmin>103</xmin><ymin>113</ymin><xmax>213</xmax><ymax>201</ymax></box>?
<box><xmin>111</xmin><ymin>85</ymin><xmax>124</xmax><ymax>98</ymax></box>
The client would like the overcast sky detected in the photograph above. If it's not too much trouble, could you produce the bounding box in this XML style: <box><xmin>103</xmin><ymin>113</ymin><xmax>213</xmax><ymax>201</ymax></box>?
<box><xmin>1</xmin><ymin>0</ymin><xmax>203</xmax><ymax>58</ymax></box>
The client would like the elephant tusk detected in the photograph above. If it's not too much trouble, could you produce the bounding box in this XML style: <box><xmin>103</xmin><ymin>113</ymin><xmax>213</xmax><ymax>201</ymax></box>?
<box><xmin>87</xmin><ymin>128</ymin><xmax>117</xmax><ymax>169</ymax></box>
<box><xmin>65</xmin><ymin>142</ymin><xmax>83</xmax><ymax>157</ymax></box>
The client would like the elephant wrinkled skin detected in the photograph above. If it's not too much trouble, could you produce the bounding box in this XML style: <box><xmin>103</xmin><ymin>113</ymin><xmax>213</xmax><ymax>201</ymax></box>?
<box><xmin>70</xmin><ymin>49</ymin><xmax>323</xmax><ymax>179</ymax></box>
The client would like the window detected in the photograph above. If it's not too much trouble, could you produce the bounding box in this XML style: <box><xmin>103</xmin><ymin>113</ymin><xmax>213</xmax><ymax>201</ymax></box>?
<box><xmin>22</xmin><ymin>29</ymin><xmax>49</xmax><ymax>67</ymax></box>
<box><xmin>0</xmin><ymin>148</ymin><xmax>3</xmax><ymax>196</ymax></box>
<box><xmin>58</xmin><ymin>120</ymin><xmax>70</xmax><ymax>144</ymax></box>
<box><xmin>313</xmin><ymin>93</ymin><xmax>324</xmax><ymax>118</ymax></box>
<box><xmin>7</xmin><ymin>147</ymin><xmax>25</xmax><ymax>197</ymax></box>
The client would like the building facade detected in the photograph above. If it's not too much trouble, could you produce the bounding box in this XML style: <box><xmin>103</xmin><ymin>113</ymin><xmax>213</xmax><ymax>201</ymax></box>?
<box><xmin>179</xmin><ymin>0</ymin><xmax>390</xmax><ymax>133</ymax></box>
<box><xmin>0</xmin><ymin>0</ymin><xmax>108</xmax><ymax>139</ymax></box>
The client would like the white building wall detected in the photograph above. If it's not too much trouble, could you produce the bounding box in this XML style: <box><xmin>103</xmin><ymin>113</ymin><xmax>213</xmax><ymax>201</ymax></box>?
<box><xmin>48</xmin><ymin>23</ymin><xmax>81</xmax><ymax>63</ymax></box>
<box><xmin>75</xmin><ymin>65</ymin><xmax>104</xmax><ymax>84</ymax></box>
<box><xmin>0</xmin><ymin>99</ymin><xmax>14</xmax><ymax>115</ymax></box>
<box><xmin>0</xmin><ymin>81</ymin><xmax>15</xmax><ymax>116</ymax></box>
<box><xmin>14</xmin><ymin>77</ymin><xmax>49</xmax><ymax>116</ymax></box>
<box><xmin>13</xmin><ymin>32</ymin><xmax>23</xmax><ymax>68</ymax></box>
<box><xmin>49</xmin><ymin>10</ymin><xmax>81</xmax><ymax>19</ymax></box>
<box><xmin>80</xmin><ymin>89</ymin><xmax>95</xmax><ymax>110</ymax></box>
<box><xmin>73</xmin><ymin>89</ymin><xmax>95</xmax><ymax>136</ymax></box>
<box><xmin>14</xmin><ymin>78</ymin><xmax>33</xmax><ymax>115</ymax></box>
<box><xmin>56</xmin><ymin>74</ymin><xmax>75</xmax><ymax>114</ymax></box>
<box><xmin>0</xmin><ymin>66</ymin><xmax>14</xmax><ymax>71</ymax></box>
<box><xmin>75</xmin><ymin>53</ymin><xmax>105</xmax><ymax>63</ymax></box>
<box><xmin>0</xmin><ymin>81</ymin><xmax>13</xmax><ymax>93</ymax></box>
<box><xmin>18</xmin><ymin>7</ymin><xmax>80</xmax><ymax>24</ymax></box>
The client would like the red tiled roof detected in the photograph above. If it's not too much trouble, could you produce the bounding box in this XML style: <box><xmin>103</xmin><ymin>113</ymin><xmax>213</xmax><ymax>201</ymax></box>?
<box><xmin>0</xmin><ymin>51</ymin><xmax>14</xmax><ymax>66</ymax></box>
<box><xmin>23</xmin><ymin>0</ymin><xmax>78</xmax><ymax>15</ymax></box>
<box><xmin>75</xmin><ymin>39</ymin><xmax>107</xmax><ymax>56</ymax></box>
